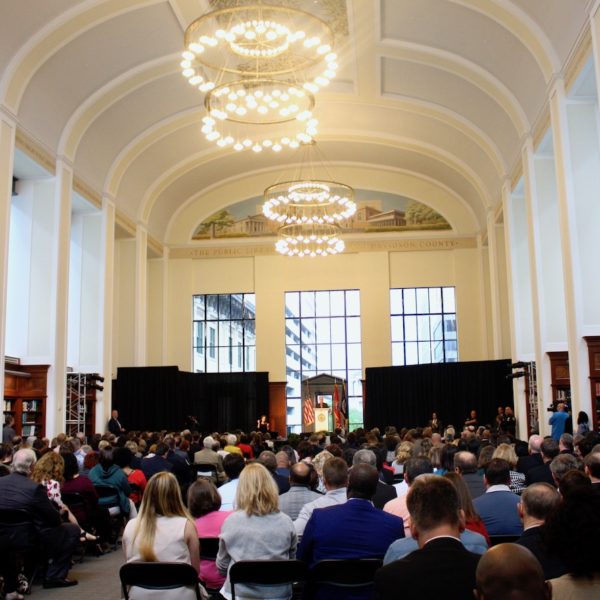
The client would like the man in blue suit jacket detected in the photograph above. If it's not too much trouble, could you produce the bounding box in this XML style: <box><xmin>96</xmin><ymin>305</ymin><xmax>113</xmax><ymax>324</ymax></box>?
<box><xmin>473</xmin><ymin>458</ymin><xmax>523</xmax><ymax>536</ymax></box>
<box><xmin>297</xmin><ymin>463</ymin><xmax>404</xmax><ymax>599</ymax></box>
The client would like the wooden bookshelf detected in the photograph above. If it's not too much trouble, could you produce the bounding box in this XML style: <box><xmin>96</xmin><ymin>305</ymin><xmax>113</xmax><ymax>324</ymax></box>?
<box><xmin>547</xmin><ymin>351</ymin><xmax>571</xmax><ymax>409</ymax></box>
<box><xmin>583</xmin><ymin>337</ymin><xmax>600</xmax><ymax>431</ymax></box>
<box><xmin>4</xmin><ymin>360</ymin><xmax>49</xmax><ymax>438</ymax></box>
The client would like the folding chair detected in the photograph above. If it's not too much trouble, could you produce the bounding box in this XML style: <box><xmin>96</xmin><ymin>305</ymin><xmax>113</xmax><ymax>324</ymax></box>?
<box><xmin>229</xmin><ymin>559</ymin><xmax>308</xmax><ymax>600</ymax></box>
<box><xmin>309</xmin><ymin>558</ymin><xmax>383</xmax><ymax>597</ymax></box>
<box><xmin>120</xmin><ymin>562</ymin><xmax>203</xmax><ymax>600</ymax></box>
<box><xmin>192</xmin><ymin>463</ymin><xmax>218</xmax><ymax>484</ymax></box>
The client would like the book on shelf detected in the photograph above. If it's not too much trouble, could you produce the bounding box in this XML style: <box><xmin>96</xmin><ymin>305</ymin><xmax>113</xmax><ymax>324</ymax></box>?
<box><xmin>22</xmin><ymin>425</ymin><xmax>36</xmax><ymax>437</ymax></box>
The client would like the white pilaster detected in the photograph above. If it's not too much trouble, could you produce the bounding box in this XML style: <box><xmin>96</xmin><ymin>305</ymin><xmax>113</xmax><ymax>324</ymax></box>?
<box><xmin>134</xmin><ymin>224</ymin><xmax>148</xmax><ymax>366</ymax></box>
<box><xmin>501</xmin><ymin>182</ymin><xmax>527</xmax><ymax>439</ymax></box>
<box><xmin>0</xmin><ymin>108</ymin><xmax>16</xmax><ymax>397</ymax></box>
<box><xmin>522</xmin><ymin>139</ymin><xmax>552</xmax><ymax>436</ymax></box>
<box><xmin>96</xmin><ymin>196</ymin><xmax>115</xmax><ymax>433</ymax></box>
<box><xmin>486</xmin><ymin>210</ymin><xmax>503</xmax><ymax>358</ymax></box>
<box><xmin>591</xmin><ymin>2</ymin><xmax>600</xmax><ymax>102</ymax></box>
<box><xmin>549</xmin><ymin>80</ymin><xmax>592</xmax><ymax>419</ymax></box>
<box><xmin>161</xmin><ymin>247</ymin><xmax>170</xmax><ymax>365</ymax></box>
<box><xmin>46</xmin><ymin>159</ymin><xmax>73</xmax><ymax>437</ymax></box>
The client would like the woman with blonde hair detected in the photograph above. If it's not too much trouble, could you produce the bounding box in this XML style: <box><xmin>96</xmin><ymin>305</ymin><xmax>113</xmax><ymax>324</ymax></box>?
<box><xmin>493</xmin><ymin>443</ymin><xmax>526</xmax><ymax>494</ymax></box>
<box><xmin>122</xmin><ymin>472</ymin><xmax>201</xmax><ymax>599</ymax></box>
<box><xmin>216</xmin><ymin>462</ymin><xmax>296</xmax><ymax>600</ymax></box>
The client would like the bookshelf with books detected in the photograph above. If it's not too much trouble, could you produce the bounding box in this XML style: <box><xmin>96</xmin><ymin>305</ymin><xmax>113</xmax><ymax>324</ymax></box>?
<box><xmin>583</xmin><ymin>337</ymin><xmax>600</xmax><ymax>431</ymax></box>
<box><xmin>547</xmin><ymin>351</ymin><xmax>571</xmax><ymax>410</ymax></box>
<box><xmin>3</xmin><ymin>359</ymin><xmax>49</xmax><ymax>438</ymax></box>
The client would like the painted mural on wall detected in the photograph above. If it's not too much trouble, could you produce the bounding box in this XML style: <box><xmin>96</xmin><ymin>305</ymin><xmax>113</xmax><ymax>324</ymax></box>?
<box><xmin>192</xmin><ymin>190</ymin><xmax>451</xmax><ymax>240</ymax></box>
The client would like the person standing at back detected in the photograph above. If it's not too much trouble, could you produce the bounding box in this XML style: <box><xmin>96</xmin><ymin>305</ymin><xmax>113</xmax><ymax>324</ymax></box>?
<box><xmin>549</xmin><ymin>403</ymin><xmax>569</xmax><ymax>442</ymax></box>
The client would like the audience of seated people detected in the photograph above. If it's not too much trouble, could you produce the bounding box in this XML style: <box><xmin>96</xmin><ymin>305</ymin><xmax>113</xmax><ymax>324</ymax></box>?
<box><xmin>0</xmin><ymin>419</ymin><xmax>599</xmax><ymax>599</ymax></box>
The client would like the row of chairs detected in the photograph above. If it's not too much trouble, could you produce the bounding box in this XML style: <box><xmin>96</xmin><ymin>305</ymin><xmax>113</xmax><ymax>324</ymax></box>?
<box><xmin>120</xmin><ymin>558</ymin><xmax>383</xmax><ymax>600</ymax></box>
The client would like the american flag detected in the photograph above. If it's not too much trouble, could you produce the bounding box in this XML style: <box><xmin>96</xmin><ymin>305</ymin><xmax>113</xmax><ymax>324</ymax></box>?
<box><xmin>303</xmin><ymin>394</ymin><xmax>315</xmax><ymax>428</ymax></box>
<box><xmin>333</xmin><ymin>383</ymin><xmax>342</xmax><ymax>429</ymax></box>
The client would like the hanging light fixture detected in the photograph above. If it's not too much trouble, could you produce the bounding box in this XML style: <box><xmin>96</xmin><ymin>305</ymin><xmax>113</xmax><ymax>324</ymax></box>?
<box><xmin>181</xmin><ymin>2</ymin><xmax>338</xmax><ymax>151</ymax></box>
<box><xmin>262</xmin><ymin>143</ymin><xmax>356</xmax><ymax>257</ymax></box>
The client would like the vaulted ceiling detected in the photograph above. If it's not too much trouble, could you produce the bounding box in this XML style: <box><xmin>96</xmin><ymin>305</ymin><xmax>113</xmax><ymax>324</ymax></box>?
<box><xmin>1</xmin><ymin>0</ymin><xmax>592</xmax><ymax>243</ymax></box>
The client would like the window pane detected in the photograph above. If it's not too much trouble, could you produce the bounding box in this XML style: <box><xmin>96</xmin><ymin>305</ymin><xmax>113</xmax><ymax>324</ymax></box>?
<box><xmin>302</xmin><ymin>345</ymin><xmax>316</xmax><ymax>370</ymax></box>
<box><xmin>286</xmin><ymin>375</ymin><xmax>301</xmax><ymax>397</ymax></box>
<box><xmin>444</xmin><ymin>316</ymin><xmax>457</xmax><ymax>340</ymax></box>
<box><xmin>193</xmin><ymin>350</ymin><xmax>204</xmax><ymax>373</ymax></box>
<box><xmin>432</xmin><ymin>340</ymin><xmax>444</xmax><ymax>362</ymax></box>
<box><xmin>443</xmin><ymin>287</ymin><xmax>456</xmax><ymax>312</ymax></box>
<box><xmin>391</xmin><ymin>316</ymin><xmax>403</xmax><ymax>341</ymax></box>
<box><xmin>347</xmin><ymin>344</ymin><xmax>362</xmax><ymax>370</ymax></box>
<box><xmin>301</xmin><ymin>292</ymin><xmax>315</xmax><ymax>317</ymax></box>
<box><xmin>230</xmin><ymin>294</ymin><xmax>243</xmax><ymax>319</ymax></box>
<box><xmin>246</xmin><ymin>346</ymin><xmax>256</xmax><ymax>370</ymax></box>
<box><xmin>206</xmin><ymin>295</ymin><xmax>219</xmax><ymax>319</ymax></box>
<box><xmin>193</xmin><ymin>296</ymin><xmax>205</xmax><ymax>320</ymax></box>
<box><xmin>330</xmin><ymin>291</ymin><xmax>345</xmax><ymax>316</ymax></box>
<box><xmin>316</xmin><ymin>345</ymin><xmax>331</xmax><ymax>370</ymax></box>
<box><xmin>405</xmin><ymin>316</ymin><xmax>417</xmax><ymax>341</ymax></box>
<box><xmin>243</xmin><ymin>294</ymin><xmax>256</xmax><ymax>319</ymax></box>
<box><xmin>392</xmin><ymin>342</ymin><xmax>404</xmax><ymax>366</ymax></box>
<box><xmin>390</xmin><ymin>289</ymin><xmax>403</xmax><ymax>314</ymax></box>
<box><xmin>404</xmin><ymin>289</ymin><xmax>416</xmax><ymax>313</ymax></box>
<box><xmin>416</xmin><ymin>288</ymin><xmax>429</xmax><ymax>314</ymax></box>
<box><xmin>218</xmin><ymin>295</ymin><xmax>231</xmax><ymax>319</ymax></box>
<box><xmin>345</xmin><ymin>290</ymin><xmax>360</xmax><ymax>316</ymax></box>
<box><xmin>430</xmin><ymin>315</ymin><xmax>443</xmax><ymax>341</ymax></box>
<box><xmin>348</xmin><ymin>370</ymin><xmax>362</xmax><ymax>395</ymax></box>
<box><xmin>218</xmin><ymin>347</ymin><xmax>230</xmax><ymax>371</ymax></box>
<box><xmin>286</xmin><ymin>292</ymin><xmax>300</xmax><ymax>317</ymax></box>
<box><xmin>418</xmin><ymin>342</ymin><xmax>431</xmax><ymax>363</ymax></box>
<box><xmin>218</xmin><ymin>321</ymin><xmax>230</xmax><ymax>346</ymax></box>
<box><xmin>346</xmin><ymin>317</ymin><xmax>361</xmax><ymax>343</ymax></box>
<box><xmin>349</xmin><ymin>396</ymin><xmax>364</xmax><ymax>429</ymax></box>
<box><xmin>405</xmin><ymin>342</ymin><xmax>418</xmax><ymax>365</ymax></box>
<box><xmin>315</xmin><ymin>291</ymin><xmax>330</xmax><ymax>317</ymax></box>
<box><xmin>301</xmin><ymin>318</ymin><xmax>316</xmax><ymax>344</ymax></box>
<box><xmin>331</xmin><ymin>345</ymin><xmax>347</xmax><ymax>370</ymax></box>
<box><xmin>315</xmin><ymin>318</ymin><xmax>331</xmax><ymax>343</ymax></box>
<box><xmin>244</xmin><ymin>321</ymin><xmax>256</xmax><ymax>346</ymax></box>
<box><xmin>429</xmin><ymin>288</ymin><xmax>442</xmax><ymax>313</ymax></box>
<box><xmin>417</xmin><ymin>315</ymin><xmax>430</xmax><ymax>340</ymax></box>
<box><xmin>331</xmin><ymin>317</ymin><xmax>346</xmax><ymax>343</ymax></box>
<box><xmin>193</xmin><ymin>321</ymin><xmax>205</xmax><ymax>348</ymax></box>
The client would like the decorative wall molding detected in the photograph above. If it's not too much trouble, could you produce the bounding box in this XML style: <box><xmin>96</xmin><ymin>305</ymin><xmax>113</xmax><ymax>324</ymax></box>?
<box><xmin>73</xmin><ymin>176</ymin><xmax>102</xmax><ymax>208</ymax></box>
<box><xmin>15</xmin><ymin>127</ymin><xmax>55</xmax><ymax>175</ymax></box>
<box><xmin>168</xmin><ymin>235</ymin><xmax>478</xmax><ymax>259</ymax></box>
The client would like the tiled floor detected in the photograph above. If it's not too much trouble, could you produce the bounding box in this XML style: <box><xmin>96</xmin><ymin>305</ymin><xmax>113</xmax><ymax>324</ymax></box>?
<box><xmin>30</xmin><ymin>546</ymin><xmax>124</xmax><ymax>600</ymax></box>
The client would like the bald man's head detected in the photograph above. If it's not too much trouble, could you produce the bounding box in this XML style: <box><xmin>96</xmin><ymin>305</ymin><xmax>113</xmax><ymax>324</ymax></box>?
<box><xmin>475</xmin><ymin>544</ymin><xmax>550</xmax><ymax>600</ymax></box>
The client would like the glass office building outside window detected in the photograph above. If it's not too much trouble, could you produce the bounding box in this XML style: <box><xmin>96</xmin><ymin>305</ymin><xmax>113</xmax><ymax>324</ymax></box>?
<box><xmin>390</xmin><ymin>287</ymin><xmax>457</xmax><ymax>366</ymax></box>
<box><xmin>193</xmin><ymin>294</ymin><xmax>256</xmax><ymax>373</ymax></box>
<box><xmin>285</xmin><ymin>290</ymin><xmax>363</xmax><ymax>432</ymax></box>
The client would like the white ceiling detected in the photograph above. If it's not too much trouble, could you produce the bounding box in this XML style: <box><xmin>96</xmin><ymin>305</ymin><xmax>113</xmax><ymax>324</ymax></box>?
<box><xmin>0</xmin><ymin>0</ymin><xmax>593</xmax><ymax>242</ymax></box>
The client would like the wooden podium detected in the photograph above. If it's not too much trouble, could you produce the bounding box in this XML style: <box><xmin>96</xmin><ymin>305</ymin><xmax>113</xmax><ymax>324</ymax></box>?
<box><xmin>314</xmin><ymin>407</ymin><xmax>331</xmax><ymax>432</ymax></box>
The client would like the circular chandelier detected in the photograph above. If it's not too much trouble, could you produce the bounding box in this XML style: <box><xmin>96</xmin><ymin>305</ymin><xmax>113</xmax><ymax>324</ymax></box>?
<box><xmin>263</xmin><ymin>154</ymin><xmax>356</xmax><ymax>258</ymax></box>
<box><xmin>181</xmin><ymin>3</ymin><xmax>338</xmax><ymax>151</ymax></box>
<box><xmin>275</xmin><ymin>223</ymin><xmax>345</xmax><ymax>257</ymax></box>
<box><xmin>263</xmin><ymin>180</ymin><xmax>356</xmax><ymax>224</ymax></box>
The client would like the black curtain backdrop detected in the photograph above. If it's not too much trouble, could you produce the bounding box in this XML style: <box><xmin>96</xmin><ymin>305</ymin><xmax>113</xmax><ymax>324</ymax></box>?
<box><xmin>114</xmin><ymin>367</ymin><xmax>269</xmax><ymax>432</ymax></box>
<box><xmin>365</xmin><ymin>359</ymin><xmax>513</xmax><ymax>431</ymax></box>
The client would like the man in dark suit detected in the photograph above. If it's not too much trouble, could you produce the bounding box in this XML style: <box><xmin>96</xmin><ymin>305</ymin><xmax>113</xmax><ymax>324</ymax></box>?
<box><xmin>517</xmin><ymin>434</ymin><xmax>544</xmax><ymax>476</ymax></box>
<box><xmin>164</xmin><ymin>436</ymin><xmax>192</xmax><ymax>488</ymax></box>
<box><xmin>141</xmin><ymin>442</ymin><xmax>173</xmax><ymax>481</ymax></box>
<box><xmin>526</xmin><ymin>438</ymin><xmax>559</xmax><ymax>486</ymax></box>
<box><xmin>298</xmin><ymin>464</ymin><xmax>404</xmax><ymax>599</ymax></box>
<box><xmin>352</xmin><ymin>448</ymin><xmax>396</xmax><ymax>509</ymax></box>
<box><xmin>516</xmin><ymin>482</ymin><xmax>567</xmax><ymax>579</ymax></box>
<box><xmin>107</xmin><ymin>409</ymin><xmax>125</xmax><ymax>435</ymax></box>
<box><xmin>0</xmin><ymin>449</ymin><xmax>80</xmax><ymax>588</ymax></box>
<box><xmin>375</xmin><ymin>475</ymin><xmax>480</xmax><ymax>599</ymax></box>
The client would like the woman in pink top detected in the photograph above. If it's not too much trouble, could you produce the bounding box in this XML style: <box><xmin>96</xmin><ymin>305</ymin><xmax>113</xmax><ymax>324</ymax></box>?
<box><xmin>187</xmin><ymin>479</ymin><xmax>232</xmax><ymax>590</ymax></box>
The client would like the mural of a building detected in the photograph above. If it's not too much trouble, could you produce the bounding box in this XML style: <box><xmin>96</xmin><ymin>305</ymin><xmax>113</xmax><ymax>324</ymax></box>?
<box><xmin>193</xmin><ymin>192</ymin><xmax>450</xmax><ymax>239</ymax></box>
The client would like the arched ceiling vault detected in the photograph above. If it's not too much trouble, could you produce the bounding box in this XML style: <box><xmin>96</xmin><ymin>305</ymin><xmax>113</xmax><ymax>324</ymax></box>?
<box><xmin>0</xmin><ymin>0</ymin><xmax>591</xmax><ymax>242</ymax></box>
